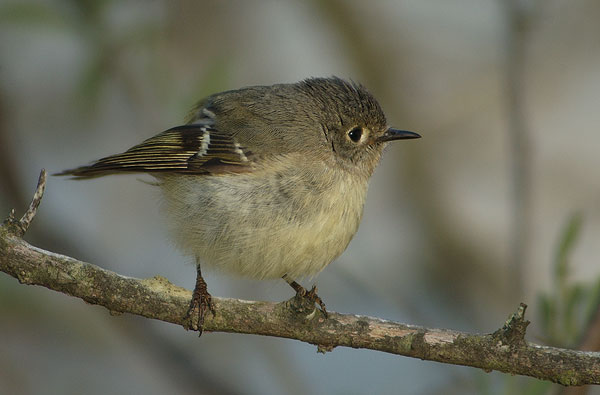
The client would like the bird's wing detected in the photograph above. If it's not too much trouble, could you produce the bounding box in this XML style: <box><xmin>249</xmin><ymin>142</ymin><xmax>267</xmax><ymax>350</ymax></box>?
<box><xmin>56</xmin><ymin>124</ymin><xmax>253</xmax><ymax>179</ymax></box>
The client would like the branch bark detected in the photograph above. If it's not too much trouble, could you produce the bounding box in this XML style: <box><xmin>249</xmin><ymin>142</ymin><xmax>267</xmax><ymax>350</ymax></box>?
<box><xmin>1</xmin><ymin>171</ymin><xmax>599</xmax><ymax>386</ymax></box>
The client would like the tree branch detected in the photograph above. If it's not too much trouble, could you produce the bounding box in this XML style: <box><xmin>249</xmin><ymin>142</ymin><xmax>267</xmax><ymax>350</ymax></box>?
<box><xmin>1</xmin><ymin>171</ymin><xmax>599</xmax><ymax>386</ymax></box>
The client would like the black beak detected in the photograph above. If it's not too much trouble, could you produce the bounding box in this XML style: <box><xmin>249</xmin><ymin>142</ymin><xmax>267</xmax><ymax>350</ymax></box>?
<box><xmin>378</xmin><ymin>128</ymin><xmax>421</xmax><ymax>142</ymax></box>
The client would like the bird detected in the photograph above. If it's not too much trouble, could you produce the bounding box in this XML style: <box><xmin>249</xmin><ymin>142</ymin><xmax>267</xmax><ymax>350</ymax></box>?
<box><xmin>56</xmin><ymin>77</ymin><xmax>421</xmax><ymax>333</ymax></box>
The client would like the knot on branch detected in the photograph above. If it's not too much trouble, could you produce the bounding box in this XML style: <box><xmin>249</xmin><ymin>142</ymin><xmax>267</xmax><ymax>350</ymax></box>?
<box><xmin>493</xmin><ymin>303</ymin><xmax>530</xmax><ymax>346</ymax></box>
<box><xmin>316</xmin><ymin>344</ymin><xmax>336</xmax><ymax>354</ymax></box>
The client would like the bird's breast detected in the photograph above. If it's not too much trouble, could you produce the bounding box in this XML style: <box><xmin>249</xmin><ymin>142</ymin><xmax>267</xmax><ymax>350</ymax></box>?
<box><xmin>159</xmin><ymin>156</ymin><xmax>369</xmax><ymax>279</ymax></box>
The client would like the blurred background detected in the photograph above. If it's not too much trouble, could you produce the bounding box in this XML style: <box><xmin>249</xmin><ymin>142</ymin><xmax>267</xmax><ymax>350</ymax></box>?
<box><xmin>1</xmin><ymin>0</ymin><xmax>600</xmax><ymax>394</ymax></box>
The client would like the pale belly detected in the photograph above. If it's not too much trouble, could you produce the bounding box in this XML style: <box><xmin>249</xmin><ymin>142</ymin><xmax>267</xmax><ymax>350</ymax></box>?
<box><xmin>158</xmin><ymin>166</ymin><xmax>368</xmax><ymax>279</ymax></box>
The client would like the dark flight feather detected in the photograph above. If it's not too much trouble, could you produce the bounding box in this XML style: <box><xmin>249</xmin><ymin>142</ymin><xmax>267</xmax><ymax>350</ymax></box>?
<box><xmin>55</xmin><ymin>124</ymin><xmax>252</xmax><ymax>179</ymax></box>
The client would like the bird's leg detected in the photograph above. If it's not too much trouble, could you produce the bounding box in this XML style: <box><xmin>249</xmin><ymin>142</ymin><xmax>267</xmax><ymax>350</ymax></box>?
<box><xmin>185</xmin><ymin>262</ymin><xmax>215</xmax><ymax>335</ymax></box>
<box><xmin>282</xmin><ymin>274</ymin><xmax>328</xmax><ymax>318</ymax></box>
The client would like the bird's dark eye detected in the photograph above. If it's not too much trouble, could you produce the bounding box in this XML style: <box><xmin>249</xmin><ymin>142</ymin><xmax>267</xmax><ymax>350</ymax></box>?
<box><xmin>348</xmin><ymin>127</ymin><xmax>363</xmax><ymax>143</ymax></box>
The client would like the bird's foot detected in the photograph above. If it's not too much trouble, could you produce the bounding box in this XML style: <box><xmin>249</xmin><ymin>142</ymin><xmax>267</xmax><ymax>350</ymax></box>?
<box><xmin>184</xmin><ymin>266</ymin><xmax>215</xmax><ymax>335</ymax></box>
<box><xmin>300</xmin><ymin>284</ymin><xmax>328</xmax><ymax>318</ymax></box>
<box><xmin>283</xmin><ymin>274</ymin><xmax>328</xmax><ymax>319</ymax></box>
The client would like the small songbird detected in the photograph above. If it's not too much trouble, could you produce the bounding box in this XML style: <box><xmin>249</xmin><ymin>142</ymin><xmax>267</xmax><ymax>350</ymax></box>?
<box><xmin>57</xmin><ymin>77</ymin><xmax>420</xmax><ymax>333</ymax></box>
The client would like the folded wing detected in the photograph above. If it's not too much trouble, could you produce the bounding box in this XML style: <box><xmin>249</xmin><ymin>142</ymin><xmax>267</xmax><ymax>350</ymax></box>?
<box><xmin>56</xmin><ymin>124</ymin><xmax>253</xmax><ymax>178</ymax></box>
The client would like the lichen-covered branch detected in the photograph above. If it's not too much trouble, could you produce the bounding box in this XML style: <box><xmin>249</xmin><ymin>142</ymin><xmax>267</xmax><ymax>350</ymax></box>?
<box><xmin>1</xmin><ymin>170</ymin><xmax>599</xmax><ymax>386</ymax></box>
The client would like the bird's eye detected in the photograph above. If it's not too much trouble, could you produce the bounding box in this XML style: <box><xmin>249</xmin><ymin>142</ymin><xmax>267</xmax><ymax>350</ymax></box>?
<box><xmin>348</xmin><ymin>127</ymin><xmax>363</xmax><ymax>143</ymax></box>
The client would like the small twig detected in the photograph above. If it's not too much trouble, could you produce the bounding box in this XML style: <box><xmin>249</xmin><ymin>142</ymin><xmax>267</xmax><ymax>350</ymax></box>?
<box><xmin>19</xmin><ymin>169</ymin><xmax>47</xmax><ymax>233</ymax></box>
<box><xmin>3</xmin><ymin>169</ymin><xmax>47</xmax><ymax>236</ymax></box>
